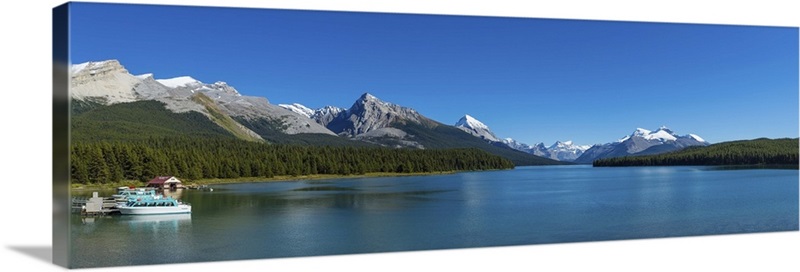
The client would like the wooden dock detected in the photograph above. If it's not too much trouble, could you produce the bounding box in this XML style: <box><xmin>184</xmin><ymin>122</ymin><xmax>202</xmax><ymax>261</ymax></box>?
<box><xmin>71</xmin><ymin>192</ymin><xmax>120</xmax><ymax>216</ymax></box>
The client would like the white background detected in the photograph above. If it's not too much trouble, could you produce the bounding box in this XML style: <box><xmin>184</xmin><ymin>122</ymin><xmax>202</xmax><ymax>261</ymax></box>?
<box><xmin>0</xmin><ymin>0</ymin><xmax>798</xmax><ymax>271</ymax></box>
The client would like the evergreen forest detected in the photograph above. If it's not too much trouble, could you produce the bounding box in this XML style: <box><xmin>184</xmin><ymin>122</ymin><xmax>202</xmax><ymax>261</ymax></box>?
<box><xmin>70</xmin><ymin>137</ymin><xmax>515</xmax><ymax>184</ymax></box>
<box><xmin>593</xmin><ymin>138</ymin><xmax>798</xmax><ymax>167</ymax></box>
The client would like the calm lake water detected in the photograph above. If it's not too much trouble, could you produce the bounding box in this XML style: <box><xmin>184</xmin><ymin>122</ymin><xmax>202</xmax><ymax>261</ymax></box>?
<box><xmin>70</xmin><ymin>165</ymin><xmax>799</xmax><ymax>268</ymax></box>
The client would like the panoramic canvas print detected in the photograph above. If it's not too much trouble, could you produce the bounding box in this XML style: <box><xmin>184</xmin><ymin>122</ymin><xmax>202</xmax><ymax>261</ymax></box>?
<box><xmin>56</xmin><ymin>2</ymin><xmax>798</xmax><ymax>268</ymax></box>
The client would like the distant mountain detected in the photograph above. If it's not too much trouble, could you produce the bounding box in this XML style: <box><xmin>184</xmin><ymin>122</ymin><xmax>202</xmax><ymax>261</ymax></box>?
<box><xmin>574</xmin><ymin>126</ymin><xmax>709</xmax><ymax>164</ymax></box>
<box><xmin>452</xmin><ymin>115</ymin><xmax>589</xmax><ymax>162</ymax></box>
<box><xmin>502</xmin><ymin>138</ymin><xmax>589</xmax><ymax>162</ymax></box>
<box><xmin>503</xmin><ymin>138</ymin><xmax>543</xmax><ymax>155</ymax></box>
<box><xmin>546</xmin><ymin>141</ymin><xmax>592</xmax><ymax>161</ymax></box>
<box><xmin>277</xmin><ymin>103</ymin><xmax>348</xmax><ymax>128</ymax></box>
<box><xmin>450</xmin><ymin>114</ymin><xmax>589</xmax><ymax>162</ymax></box>
<box><xmin>454</xmin><ymin>115</ymin><xmax>500</xmax><ymax>142</ymax></box>
<box><xmin>312</xmin><ymin>106</ymin><xmax>346</xmax><ymax>127</ymax></box>
<box><xmin>594</xmin><ymin>138</ymin><xmax>797</xmax><ymax>167</ymax></box>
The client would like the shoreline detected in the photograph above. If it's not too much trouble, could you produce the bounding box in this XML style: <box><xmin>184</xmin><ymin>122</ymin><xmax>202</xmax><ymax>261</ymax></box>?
<box><xmin>69</xmin><ymin>170</ymin><xmax>460</xmax><ymax>191</ymax></box>
<box><xmin>191</xmin><ymin>171</ymin><xmax>460</xmax><ymax>186</ymax></box>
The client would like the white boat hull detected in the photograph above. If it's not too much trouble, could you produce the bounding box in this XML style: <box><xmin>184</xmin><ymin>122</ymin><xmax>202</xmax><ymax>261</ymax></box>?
<box><xmin>119</xmin><ymin>204</ymin><xmax>192</xmax><ymax>215</ymax></box>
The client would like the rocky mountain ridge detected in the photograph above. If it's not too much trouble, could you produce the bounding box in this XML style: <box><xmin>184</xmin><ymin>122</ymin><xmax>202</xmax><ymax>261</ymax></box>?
<box><xmin>70</xmin><ymin>59</ymin><xmax>335</xmax><ymax>136</ymax></box>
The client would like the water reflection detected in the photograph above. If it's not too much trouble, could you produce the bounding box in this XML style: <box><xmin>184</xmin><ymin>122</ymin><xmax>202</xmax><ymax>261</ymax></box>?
<box><xmin>707</xmin><ymin>165</ymin><xmax>799</xmax><ymax>170</ymax></box>
<box><xmin>186</xmin><ymin>181</ymin><xmax>451</xmax><ymax>213</ymax></box>
<box><xmin>119</xmin><ymin>214</ymin><xmax>192</xmax><ymax>233</ymax></box>
<box><xmin>161</xmin><ymin>189</ymin><xmax>185</xmax><ymax>200</ymax></box>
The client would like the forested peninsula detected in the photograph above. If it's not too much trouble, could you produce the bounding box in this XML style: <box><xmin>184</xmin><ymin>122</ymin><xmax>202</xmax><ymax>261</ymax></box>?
<box><xmin>593</xmin><ymin>138</ymin><xmax>798</xmax><ymax>167</ymax></box>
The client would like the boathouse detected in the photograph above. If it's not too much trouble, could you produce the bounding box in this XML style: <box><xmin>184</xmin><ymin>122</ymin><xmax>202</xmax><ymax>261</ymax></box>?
<box><xmin>146</xmin><ymin>176</ymin><xmax>183</xmax><ymax>190</ymax></box>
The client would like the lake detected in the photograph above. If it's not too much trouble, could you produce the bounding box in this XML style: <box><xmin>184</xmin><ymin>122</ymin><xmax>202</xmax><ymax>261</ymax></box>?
<box><xmin>70</xmin><ymin>165</ymin><xmax>799</xmax><ymax>268</ymax></box>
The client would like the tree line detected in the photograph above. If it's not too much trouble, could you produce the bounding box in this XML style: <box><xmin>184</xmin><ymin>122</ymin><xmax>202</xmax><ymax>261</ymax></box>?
<box><xmin>70</xmin><ymin>137</ymin><xmax>515</xmax><ymax>184</ymax></box>
<box><xmin>593</xmin><ymin>138</ymin><xmax>798</xmax><ymax>167</ymax></box>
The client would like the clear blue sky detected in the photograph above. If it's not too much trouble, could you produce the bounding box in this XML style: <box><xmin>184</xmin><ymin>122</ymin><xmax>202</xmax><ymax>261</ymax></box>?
<box><xmin>69</xmin><ymin>3</ymin><xmax>798</xmax><ymax>145</ymax></box>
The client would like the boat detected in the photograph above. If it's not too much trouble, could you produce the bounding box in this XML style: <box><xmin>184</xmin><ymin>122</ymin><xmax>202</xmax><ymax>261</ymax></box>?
<box><xmin>186</xmin><ymin>184</ymin><xmax>214</xmax><ymax>191</ymax></box>
<box><xmin>197</xmin><ymin>185</ymin><xmax>213</xmax><ymax>192</ymax></box>
<box><xmin>117</xmin><ymin>197</ymin><xmax>191</xmax><ymax>215</ymax></box>
<box><xmin>112</xmin><ymin>188</ymin><xmax>160</xmax><ymax>203</ymax></box>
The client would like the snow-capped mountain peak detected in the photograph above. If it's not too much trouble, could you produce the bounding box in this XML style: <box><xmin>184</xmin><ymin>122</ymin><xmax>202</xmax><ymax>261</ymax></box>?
<box><xmin>358</xmin><ymin>92</ymin><xmax>388</xmax><ymax>106</ymax></box>
<box><xmin>627</xmin><ymin>127</ymin><xmax>677</xmax><ymax>142</ymax></box>
<box><xmin>314</xmin><ymin>105</ymin><xmax>345</xmax><ymax>116</ymax></box>
<box><xmin>70</xmin><ymin>61</ymin><xmax>93</xmax><ymax>74</ymax></box>
<box><xmin>455</xmin><ymin>115</ymin><xmax>490</xmax><ymax>130</ymax></box>
<box><xmin>547</xmin><ymin>140</ymin><xmax>591</xmax><ymax>158</ymax></box>
<box><xmin>644</xmin><ymin>129</ymin><xmax>677</xmax><ymax>142</ymax></box>
<box><xmin>548</xmin><ymin>140</ymin><xmax>591</xmax><ymax>151</ymax></box>
<box><xmin>311</xmin><ymin>105</ymin><xmax>346</xmax><ymax>126</ymax></box>
<box><xmin>157</xmin><ymin>76</ymin><xmax>202</xmax><ymax>88</ymax></box>
<box><xmin>327</xmin><ymin>92</ymin><xmax>428</xmax><ymax>138</ymax></box>
<box><xmin>354</xmin><ymin>92</ymin><xmax>398</xmax><ymax>109</ymax></box>
<box><xmin>71</xmin><ymin>60</ymin><xmax>116</xmax><ymax>75</ymax></box>
<box><xmin>633</xmin><ymin>128</ymin><xmax>651</xmax><ymax>137</ymax></box>
<box><xmin>454</xmin><ymin>115</ymin><xmax>499</xmax><ymax>142</ymax></box>
<box><xmin>278</xmin><ymin>103</ymin><xmax>315</xmax><ymax>118</ymax></box>
<box><xmin>687</xmin><ymin>134</ymin><xmax>706</xmax><ymax>143</ymax></box>
<box><xmin>574</xmin><ymin>126</ymin><xmax>709</xmax><ymax>164</ymax></box>
<box><xmin>550</xmin><ymin>140</ymin><xmax>573</xmax><ymax>148</ymax></box>
<box><xmin>504</xmin><ymin>138</ymin><xmax>590</xmax><ymax>162</ymax></box>
<box><xmin>362</xmin><ymin>93</ymin><xmax>378</xmax><ymax>101</ymax></box>
<box><xmin>208</xmin><ymin>81</ymin><xmax>241</xmax><ymax>96</ymax></box>
<box><xmin>502</xmin><ymin>138</ymin><xmax>549</xmax><ymax>157</ymax></box>
<box><xmin>69</xmin><ymin>60</ymin><xmax>140</xmax><ymax>104</ymax></box>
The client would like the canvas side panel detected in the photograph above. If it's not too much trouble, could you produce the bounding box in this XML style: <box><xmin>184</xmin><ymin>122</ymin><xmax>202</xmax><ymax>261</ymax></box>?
<box><xmin>52</xmin><ymin>2</ymin><xmax>70</xmax><ymax>268</ymax></box>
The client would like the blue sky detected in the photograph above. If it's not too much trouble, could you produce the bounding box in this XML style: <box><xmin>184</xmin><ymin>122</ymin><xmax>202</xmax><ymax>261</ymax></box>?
<box><xmin>69</xmin><ymin>3</ymin><xmax>798</xmax><ymax>145</ymax></box>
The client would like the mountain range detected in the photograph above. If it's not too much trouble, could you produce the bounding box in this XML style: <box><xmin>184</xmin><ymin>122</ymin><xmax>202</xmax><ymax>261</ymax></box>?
<box><xmin>70</xmin><ymin>59</ymin><xmax>709</xmax><ymax>165</ymax></box>
<box><xmin>444</xmin><ymin>113</ymin><xmax>708</xmax><ymax>163</ymax></box>
<box><xmin>573</xmin><ymin>127</ymin><xmax>709</xmax><ymax>163</ymax></box>
<box><xmin>70</xmin><ymin>59</ymin><xmax>562</xmax><ymax>166</ymax></box>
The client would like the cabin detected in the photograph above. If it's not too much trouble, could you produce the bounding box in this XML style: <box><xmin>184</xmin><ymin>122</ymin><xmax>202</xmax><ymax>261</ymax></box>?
<box><xmin>145</xmin><ymin>176</ymin><xmax>184</xmax><ymax>190</ymax></box>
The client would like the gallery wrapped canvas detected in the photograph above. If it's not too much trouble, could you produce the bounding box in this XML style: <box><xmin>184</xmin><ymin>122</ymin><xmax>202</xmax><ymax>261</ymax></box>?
<box><xmin>53</xmin><ymin>1</ymin><xmax>798</xmax><ymax>269</ymax></box>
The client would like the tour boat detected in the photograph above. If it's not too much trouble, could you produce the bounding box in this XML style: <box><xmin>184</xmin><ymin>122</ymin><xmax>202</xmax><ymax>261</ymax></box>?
<box><xmin>112</xmin><ymin>187</ymin><xmax>160</xmax><ymax>203</ymax></box>
<box><xmin>118</xmin><ymin>197</ymin><xmax>192</xmax><ymax>215</ymax></box>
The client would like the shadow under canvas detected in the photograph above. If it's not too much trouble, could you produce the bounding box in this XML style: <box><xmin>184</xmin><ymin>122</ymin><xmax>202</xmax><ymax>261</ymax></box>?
<box><xmin>8</xmin><ymin>246</ymin><xmax>53</xmax><ymax>265</ymax></box>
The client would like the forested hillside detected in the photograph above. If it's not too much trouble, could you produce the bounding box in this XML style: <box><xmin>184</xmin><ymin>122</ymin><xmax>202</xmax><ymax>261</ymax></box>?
<box><xmin>71</xmin><ymin>100</ymin><xmax>237</xmax><ymax>141</ymax></box>
<box><xmin>394</xmin><ymin>122</ymin><xmax>567</xmax><ymax>166</ymax></box>
<box><xmin>593</xmin><ymin>138</ymin><xmax>798</xmax><ymax>167</ymax></box>
<box><xmin>70</xmin><ymin>138</ymin><xmax>514</xmax><ymax>184</ymax></box>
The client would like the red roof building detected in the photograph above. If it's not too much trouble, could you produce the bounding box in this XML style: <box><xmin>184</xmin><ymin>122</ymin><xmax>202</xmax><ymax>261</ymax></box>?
<box><xmin>145</xmin><ymin>176</ymin><xmax>183</xmax><ymax>190</ymax></box>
